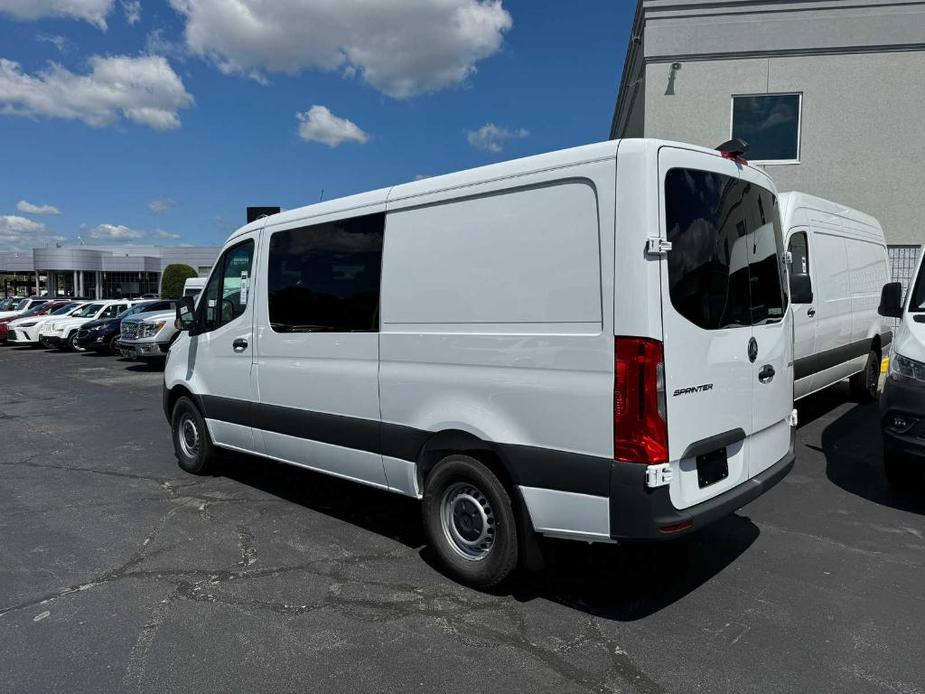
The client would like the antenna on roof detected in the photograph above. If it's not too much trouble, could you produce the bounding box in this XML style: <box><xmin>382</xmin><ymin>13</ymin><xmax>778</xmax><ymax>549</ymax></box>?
<box><xmin>319</xmin><ymin>188</ymin><xmax>325</xmax><ymax>202</ymax></box>
<box><xmin>716</xmin><ymin>138</ymin><xmax>749</xmax><ymax>163</ymax></box>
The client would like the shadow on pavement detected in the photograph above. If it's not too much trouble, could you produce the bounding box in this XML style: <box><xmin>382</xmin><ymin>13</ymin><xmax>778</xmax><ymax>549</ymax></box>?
<box><xmin>819</xmin><ymin>397</ymin><xmax>925</xmax><ymax>515</ymax></box>
<box><xmin>219</xmin><ymin>450</ymin><xmax>760</xmax><ymax>620</ymax></box>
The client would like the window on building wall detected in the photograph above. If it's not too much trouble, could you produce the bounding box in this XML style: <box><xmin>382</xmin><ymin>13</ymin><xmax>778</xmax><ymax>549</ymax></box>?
<box><xmin>731</xmin><ymin>93</ymin><xmax>802</xmax><ymax>163</ymax></box>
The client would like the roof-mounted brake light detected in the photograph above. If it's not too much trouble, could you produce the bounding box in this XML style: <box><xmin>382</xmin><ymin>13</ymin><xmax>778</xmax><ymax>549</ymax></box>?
<box><xmin>716</xmin><ymin>138</ymin><xmax>749</xmax><ymax>164</ymax></box>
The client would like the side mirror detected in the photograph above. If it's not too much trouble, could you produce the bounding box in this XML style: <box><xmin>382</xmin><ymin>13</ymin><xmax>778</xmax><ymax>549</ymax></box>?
<box><xmin>878</xmin><ymin>282</ymin><xmax>904</xmax><ymax>318</ymax></box>
<box><xmin>175</xmin><ymin>296</ymin><xmax>197</xmax><ymax>334</ymax></box>
<box><xmin>790</xmin><ymin>273</ymin><xmax>813</xmax><ymax>304</ymax></box>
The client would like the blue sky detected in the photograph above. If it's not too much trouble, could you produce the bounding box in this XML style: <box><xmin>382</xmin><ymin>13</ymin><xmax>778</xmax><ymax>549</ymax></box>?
<box><xmin>0</xmin><ymin>1</ymin><xmax>631</xmax><ymax>250</ymax></box>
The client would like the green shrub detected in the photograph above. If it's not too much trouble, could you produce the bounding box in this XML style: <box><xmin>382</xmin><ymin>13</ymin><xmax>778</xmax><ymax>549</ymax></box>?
<box><xmin>161</xmin><ymin>264</ymin><xmax>198</xmax><ymax>299</ymax></box>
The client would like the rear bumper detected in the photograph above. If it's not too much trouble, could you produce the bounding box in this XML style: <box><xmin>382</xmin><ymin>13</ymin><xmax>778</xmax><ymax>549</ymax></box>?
<box><xmin>881</xmin><ymin>378</ymin><xmax>925</xmax><ymax>461</ymax></box>
<box><xmin>609</xmin><ymin>428</ymin><xmax>795</xmax><ymax>541</ymax></box>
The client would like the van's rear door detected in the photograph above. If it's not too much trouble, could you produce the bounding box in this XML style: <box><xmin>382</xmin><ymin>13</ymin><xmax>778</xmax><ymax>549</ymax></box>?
<box><xmin>658</xmin><ymin>146</ymin><xmax>791</xmax><ymax>510</ymax></box>
<box><xmin>738</xmin><ymin>166</ymin><xmax>793</xmax><ymax>477</ymax></box>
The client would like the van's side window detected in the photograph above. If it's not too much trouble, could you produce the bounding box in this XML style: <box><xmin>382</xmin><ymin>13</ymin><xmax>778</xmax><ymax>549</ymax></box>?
<box><xmin>200</xmin><ymin>240</ymin><xmax>255</xmax><ymax>333</ymax></box>
<box><xmin>665</xmin><ymin>168</ymin><xmax>788</xmax><ymax>330</ymax></box>
<box><xmin>267</xmin><ymin>212</ymin><xmax>384</xmax><ymax>333</ymax></box>
<box><xmin>789</xmin><ymin>232</ymin><xmax>810</xmax><ymax>275</ymax></box>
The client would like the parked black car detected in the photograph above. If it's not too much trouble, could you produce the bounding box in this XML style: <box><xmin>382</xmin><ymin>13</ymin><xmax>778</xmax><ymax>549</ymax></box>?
<box><xmin>75</xmin><ymin>300</ymin><xmax>179</xmax><ymax>354</ymax></box>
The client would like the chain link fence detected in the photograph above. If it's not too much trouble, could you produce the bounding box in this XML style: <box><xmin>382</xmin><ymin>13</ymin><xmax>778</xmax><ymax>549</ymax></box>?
<box><xmin>887</xmin><ymin>245</ymin><xmax>921</xmax><ymax>333</ymax></box>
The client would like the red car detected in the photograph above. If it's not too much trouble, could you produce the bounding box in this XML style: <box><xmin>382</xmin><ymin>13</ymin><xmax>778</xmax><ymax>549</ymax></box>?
<box><xmin>0</xmin><ymin>300</ymin><xmax>70</xmax><ymax>344</ymax></box>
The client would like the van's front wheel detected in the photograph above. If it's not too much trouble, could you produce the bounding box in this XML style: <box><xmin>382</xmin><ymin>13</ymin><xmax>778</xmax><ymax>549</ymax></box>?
<box><xmin>422</xmin><ymin>455</ymin><xmax>519</xmax><ymax>588</ymax></box>
<box><xmin>171</xmin><ymin>396</ymin><xmax>218</xmax><ymax>475</ymax></box>
<box><xmin>850</xmin><ymin>349</ymin><xmax>880</xmax><ymax>402</ymax></box>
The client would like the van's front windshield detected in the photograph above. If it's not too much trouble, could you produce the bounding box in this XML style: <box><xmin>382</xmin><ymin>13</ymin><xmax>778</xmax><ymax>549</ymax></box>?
<box><xmin>909</xmin><ymin>265</ymin><xmax>925</xmax><ymax>313</ymax></box>
<box><xmin>665</xmin><ymin>168</ymin><xmax>788</xmax><ymax>330</ymax></box>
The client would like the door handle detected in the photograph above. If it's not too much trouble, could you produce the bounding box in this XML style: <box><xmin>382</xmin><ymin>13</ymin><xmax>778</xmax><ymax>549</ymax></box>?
<box><xmin>807</xmin><ymin>308</ymin><xmax>816</xmax><ymax>317</ymax></box>
<box><xmin>232</xmin><ymin>338</ymin><xmax>248</xmax><ymax>352</ymax></box>
<box><xmin>758</xmin><ymin>365</ymin><xmax>775</xmax><ymax>384</ymax></box>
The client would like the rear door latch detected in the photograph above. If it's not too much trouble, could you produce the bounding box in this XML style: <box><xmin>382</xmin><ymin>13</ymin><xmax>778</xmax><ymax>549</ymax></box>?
<box><xmin>645</xmin><ymin>463</ymin><xmax>673</xmax><ymax>488</ymax></box>
<box><xmin>646</xmin><ymin>237</ymin><xmax>673</xmax><ymax>256</ymax></box>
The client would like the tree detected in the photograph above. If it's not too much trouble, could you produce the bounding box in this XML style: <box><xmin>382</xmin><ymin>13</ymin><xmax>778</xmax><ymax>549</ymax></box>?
<box><xmin>161</xmin><ymin>264</ymin><xmax>198</xmax><ymax>299</ymax></box>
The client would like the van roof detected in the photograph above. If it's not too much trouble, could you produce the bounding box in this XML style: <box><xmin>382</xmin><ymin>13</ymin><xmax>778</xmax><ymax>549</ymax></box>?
<box><xmin>226</xmin><ymin>138</ymin><xmax>748</xmax><ymax>241</ymax></box>
<box><xmin>778</xmin><ymin>191</ymin><xmax>882</xmax><ymax>233</ymax></box>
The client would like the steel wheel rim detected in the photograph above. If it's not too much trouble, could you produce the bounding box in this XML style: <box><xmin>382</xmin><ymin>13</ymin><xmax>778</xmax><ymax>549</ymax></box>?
<box><xmin>178</xmin><ymin>415</ymin><xmax>200</xmax><ymax>459</ymax></box>
<box><xmin>440</xmin><ymin>482</ymin><xmax>496</xmax><ymax>561</ymax></box>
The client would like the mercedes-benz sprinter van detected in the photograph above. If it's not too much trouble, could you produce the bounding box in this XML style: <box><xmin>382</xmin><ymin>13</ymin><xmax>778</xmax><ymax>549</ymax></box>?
<box><xmin>781</xmin><ymin>193</ymin><xmax>892</xmax><ymax>401</ymax></box>
<box><xmin>163</xmin><ymin>140</ymin><xmax>796</xmax><ymax>586</ymax></box>
<box><xmin>879</xmin><ymin>252</ymin><xmax>925</xmax><ymax>488</ymax></box>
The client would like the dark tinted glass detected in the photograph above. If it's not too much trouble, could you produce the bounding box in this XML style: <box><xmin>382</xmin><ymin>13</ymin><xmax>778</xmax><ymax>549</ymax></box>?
<box><xmin>732</xmin><ymin>94</ymin><xmax>801</xmax><ymax>161</ymax></box>
<box><xmin>268</xmin><ymin>213</ymin><xmax>384</xmax><ymax>332</ymax></box>
<box><xmin>910</xmin><ymin>265</ymin><xmax>925</xmax><ymax>312</ymax></box>
<box><xmin>788</xmin><ymin>232</ymin><xmax>809</xmax><ymax>276</ymax></box>
<box><xmin>665</xmin><ymin>168</ymin><xmax>787</xmax><ymax>330</ymax></box>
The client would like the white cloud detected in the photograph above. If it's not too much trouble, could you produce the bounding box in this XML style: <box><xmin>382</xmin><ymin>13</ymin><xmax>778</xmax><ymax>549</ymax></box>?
<box><xmin>297</xmin><ymin>105</ymin><xmax>369</xmax><ymax>147</ymax></box>
<box><xmin>121</xmin><ymin>0</ymin><xmax>140</xmax><ymax>24</ymax></box>
<box><xmin>168</xmin><ymin>0</ymin><xmax>512</xmax><ymax>98</ymax></box>
<box><xmin>0</xmin><ymin>0</ymin><xmax>114</xmax><ymax>29</ymax></box>
<box><xmin>0</xmin><ymin>55</ymin><xmax>194</xmax><ymax>130</ymax></box>
<box><xmin>17</xmin><ymin>200</ymin><xmax>60</xmax><ymax>215</ymax></box>
<box><xmin>88</xmin><ymin>223</ymin><xmax>145</xmax><ymax>240</ymax></box>
<box><xmin>152</xmin><ymin>229</ymin><xmax>180</xmax><ymax>240</ymax></box>
<box><xmin>0</xmin><ymin>215</ymin><xmax>61</xmax><ymax>251</ymax></box>
<box><xmin>36</xmin><ymin>34</ymin><xmax>76</xmax><ymax>55</ymax></box>
<box><xmin>466</xmin><ymin>122</ymin><xmax>528</xmax><ymax>153</ymax></box>
<box><xmin>148</xmin><ymin>198</ymin><xmax>177</xmax><ymax>214</ymax></box>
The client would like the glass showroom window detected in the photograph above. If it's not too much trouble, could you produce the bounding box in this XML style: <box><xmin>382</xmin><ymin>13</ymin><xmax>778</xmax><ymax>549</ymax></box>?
<box><xmin>731</xmin><ymin>93</ymin><xmax>802</xmax><ymax>163</ymax></box>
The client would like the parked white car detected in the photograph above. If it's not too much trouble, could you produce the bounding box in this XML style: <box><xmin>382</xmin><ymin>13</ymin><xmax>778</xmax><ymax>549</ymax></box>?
<box><xmin>781</xmin><ymin>193</ymin><xmax>892</xmax><ymax>401</ymax></box>
<box><xmin>0</xmin><ymin>297</ymin><xmax>49</xmax><ymax>320</ymax></box>
<box><xmin>39</xmin><ymin>300</ymin><xmax>131</xmax><ymax>351</ymax></box>
<box><xmin>163</xmin><ymin>138</ymin><xmax>797</xmax><ymax>587</ymax></box>
<box><xmin>7</xmin><ymin>302</ymin><xmax>85</xmax><ymax>346</ymax></box>
<box><xmin>878</xmin><ymin>252</ymin><xmax>925</xmax><ymax>487</ymax></box>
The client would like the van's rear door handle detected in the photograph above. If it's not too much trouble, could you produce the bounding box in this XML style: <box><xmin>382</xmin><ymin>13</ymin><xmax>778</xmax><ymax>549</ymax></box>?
<box><xmin>758</xmin><ymin>365</ymin><xmax>775</xmax><ymax>384</ymax></box>
<box><xmin>807</xmin><ymin>308</ymin><xmax>816</xmax><ymax>317</ymax></box>
<box><xmin>232</xmin><ymin>338</ymin><xmax>248</xmax><ymax>352</ymax></box>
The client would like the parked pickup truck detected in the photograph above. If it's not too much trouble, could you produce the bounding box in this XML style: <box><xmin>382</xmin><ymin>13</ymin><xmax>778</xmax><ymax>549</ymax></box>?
<box><xmin>119</xmin><ymin>309</ymin><xmax>179</xmax><ymax>361</ymax></box>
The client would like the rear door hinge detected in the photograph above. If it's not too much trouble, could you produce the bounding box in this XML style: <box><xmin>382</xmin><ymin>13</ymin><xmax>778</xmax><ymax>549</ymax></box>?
<box><xmin>647</xmin><ymin>237</ymin><xmax>672</xmax><ymax>256</ymax></box>
<box><xmin>645</xmin><ymin>463</ymin><xmax>673</xmax><ymax>488</ymax></box>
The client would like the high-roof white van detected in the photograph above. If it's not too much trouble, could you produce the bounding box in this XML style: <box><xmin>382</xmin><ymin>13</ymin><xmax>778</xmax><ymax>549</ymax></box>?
<box><xmin>780</xmin><ymin>193</ymin><xmax>892</xmax><ymax>401</ymax></box>
<box><xmin>163</xmin><ymin>140</ymin><xmax>796</xmax><ymax>586</ymax></box>
<box><xmin>878</xmin><ymin>253</ymin><xmax>925</xmax><ymax>487</ymax></box>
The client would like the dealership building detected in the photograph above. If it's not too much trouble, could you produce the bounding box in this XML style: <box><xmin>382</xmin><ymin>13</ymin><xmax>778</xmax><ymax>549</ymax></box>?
<box><xmin>0</xmin><ymin>245</ymin><xmax>220</xmax><ymax>299</ymax></box>
<box><xmin>611</xmin><ymin>0</ymin><xmax>924</xmax><ymax>286</ymax></box>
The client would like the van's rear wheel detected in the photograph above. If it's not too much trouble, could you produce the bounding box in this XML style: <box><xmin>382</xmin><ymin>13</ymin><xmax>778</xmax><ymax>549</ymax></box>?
<box><xmin>422</xmin><ymin>454</ymin><xmax>518</xmax><ymax>588</ymax></box>
<box><xmin>850</xmin><ymin>349</ymin><xmax>880</xmax><ymax>402</ymax></box>
<box><xmin>171</xmin><ymin>396</ymin><xmax>218</xmax><ymax>475</ymax></box>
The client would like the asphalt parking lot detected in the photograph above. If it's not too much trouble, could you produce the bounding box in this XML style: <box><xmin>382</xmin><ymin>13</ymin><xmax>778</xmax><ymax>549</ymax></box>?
<box><xmin>1</xmin><ymin>347</ymin><xmax>923</xmax><ymax>693</ymax></box>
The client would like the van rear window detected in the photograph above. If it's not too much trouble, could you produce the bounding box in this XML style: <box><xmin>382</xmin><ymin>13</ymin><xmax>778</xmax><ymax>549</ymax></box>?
<box><xmin>664</xmin><ymin>168</ymin><xmax>787</xmax><ymax>330</ymax></box>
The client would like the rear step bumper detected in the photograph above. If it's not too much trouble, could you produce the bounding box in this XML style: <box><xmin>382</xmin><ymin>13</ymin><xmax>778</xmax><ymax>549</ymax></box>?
<box><xmin>609</xmin><ymin>429</ymin><xmax>795</xmax><ymax>541</ymax></box>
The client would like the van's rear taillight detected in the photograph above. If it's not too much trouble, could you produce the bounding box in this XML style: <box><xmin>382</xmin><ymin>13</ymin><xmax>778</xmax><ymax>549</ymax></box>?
<box><xmin>614</xmin><ymin>337</ymin><xmax>668</xmax><ymax>464</ymax></box>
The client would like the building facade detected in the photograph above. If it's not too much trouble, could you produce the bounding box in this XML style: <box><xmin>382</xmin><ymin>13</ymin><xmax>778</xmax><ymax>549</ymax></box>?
<box><xmin>0</xmin><ymin>245</ymin><xmax>220</xmax><ymax>299</ymax></box>
<box><xmin>611</xmin><ymin>0</ymin><xmax>924</xmax><ymax>285</ymax></box>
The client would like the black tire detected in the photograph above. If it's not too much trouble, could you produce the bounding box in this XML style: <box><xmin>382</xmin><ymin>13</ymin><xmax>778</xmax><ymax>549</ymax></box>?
<box><xmin>884</xmin><ymin>451</ymin><xmax>920</xmax><ymax>491</ymax></box>
<box><xmin>422</xmin><ymin>454</ymin><xmax>519</xmax><ymax>588</ymax></box>
<box><xmin>107</xmin><ymin>333</ymin><xmax>120</xmax><ymax>355</ymax></box>
<box><xmin>66</xmin><ymin>331</ymin><xmax>84</xmax><ymax>352</ymax></box>
<box><xmin>171</xmin><ymin>396</ymin><xmax>219</xmax><ymax>475</ymax></box>
<box><xmin>850</xmin><ymin>349</ymin><xmax>880</xmax><ymax>402</ymax></box>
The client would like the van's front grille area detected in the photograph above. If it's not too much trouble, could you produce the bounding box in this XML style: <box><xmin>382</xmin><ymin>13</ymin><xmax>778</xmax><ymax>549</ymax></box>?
<box><xmin>121</xmin><ymin>323</ymin><xmax>139</xmax><ymax>340</ymax></box>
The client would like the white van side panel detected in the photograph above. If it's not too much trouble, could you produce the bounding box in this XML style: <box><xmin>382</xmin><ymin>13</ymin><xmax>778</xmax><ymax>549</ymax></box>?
<box><xmin>380</xmin><ymin>159</ymin><xmax>617</xmax><ymax>537</ymax></box>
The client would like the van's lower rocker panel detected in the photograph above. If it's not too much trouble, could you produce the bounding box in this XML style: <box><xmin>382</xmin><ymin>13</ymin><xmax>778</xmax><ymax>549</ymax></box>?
<box><xmin>196</xmin><ymin>395</ymin><xmax>613</xmax><ymax>497</ymax></box>
<box><xmin>794</xmin><ymin>332</ymin><xmax>893</xmax><ymax>381</ymax></box>
<box><xmin>610</xmin><ymin>428</ymin><xmax>795</xmax><ymax>541</ymax></box>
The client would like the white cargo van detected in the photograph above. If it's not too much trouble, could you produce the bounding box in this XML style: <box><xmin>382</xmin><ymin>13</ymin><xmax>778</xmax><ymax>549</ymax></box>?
<box><xmin>878</xmin><ymin>253</ymin><xmax>925</xmax><ymax>487</ymax></box>
<box><xmin>182</xmin><ymin>277</ymin><xmax>207</xmax><ymax>299</ymax></box>
<box><xmin>163</xmin><ymin>140</ymin><xmax>796</xmax><ymax>586</ymax></box>
<box><xmin>781</xmin><ymin>193</ymin><xmax>892</xmax><ymax>401</ymax></box>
